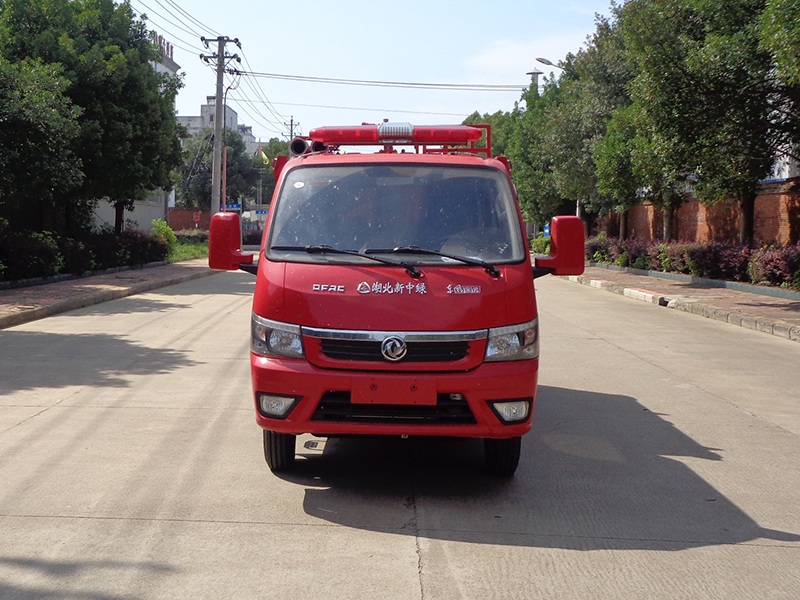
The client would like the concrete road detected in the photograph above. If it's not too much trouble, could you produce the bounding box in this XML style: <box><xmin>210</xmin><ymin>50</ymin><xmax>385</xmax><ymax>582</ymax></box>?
<box><xmin>0</xmin><ymin>272</ymin><xmax>798</xmax><ymax>599</ymax></box>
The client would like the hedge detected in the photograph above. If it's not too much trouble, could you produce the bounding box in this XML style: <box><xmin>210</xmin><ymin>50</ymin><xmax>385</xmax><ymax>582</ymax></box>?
<box><xmin>0</xmin><ymin>227</ymin><xmax>169</xmax><ymax>283</ymax></box>
<box><xmin>586</xmin><ymin>234</ymin><xmax>800</xmax><ymax>290</ymax></box>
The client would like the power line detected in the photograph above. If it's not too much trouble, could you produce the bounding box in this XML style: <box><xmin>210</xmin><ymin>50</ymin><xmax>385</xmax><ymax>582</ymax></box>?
<box><xmin>236</xmin><ymin>71</ymin><xmax>526</xmax><ymax>92</ymax></box>
<box><xmin>230</xmin><ymin>97</ymin><xmax>470</xmax><ymax>118</ymax></box>
<box><xmin>129</xmin><ymin>2</ymin><xmax>206</xmax><ymax>55</ymax></box>
<box><xmin>238</xmin><ymin>49</ymin><xmax>289</xmax><ymax>123</ymax></box>
<box><xmin>162</xmin><ymin>0</ymin><xmax>220</xmax><ymax>37</ymax></box>
<box><xmin>130</xmin><ymin>0</ymin><xmax>207</xmax><ymax>42</ymax></box>
<box><xmin>225</xmin><ymin>74</ymin><xmax>287</xmax><ymax>136</ymax></box>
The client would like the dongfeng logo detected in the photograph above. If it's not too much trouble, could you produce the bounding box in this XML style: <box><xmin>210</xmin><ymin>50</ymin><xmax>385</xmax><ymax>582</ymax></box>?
<box><xmin>380</xmin><ymin>336</ymin><xmax>407</xmax><ymax>361</ymax></box>
<box><xmin>357</xmin><ymin>282</ymin><xmax>371</xmax><ymax>294</ymax></box>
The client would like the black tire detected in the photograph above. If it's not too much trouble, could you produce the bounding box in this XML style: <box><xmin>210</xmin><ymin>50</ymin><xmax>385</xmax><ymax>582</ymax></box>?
<box><xmin>263</xmin><ymin>430</ymin><xmax>296</xmax><ymax>471</ymax></box>
<box><xmin>484</xmin><ymin>436</ymin><xmax>521</xmax><ymax>476</ymax></box>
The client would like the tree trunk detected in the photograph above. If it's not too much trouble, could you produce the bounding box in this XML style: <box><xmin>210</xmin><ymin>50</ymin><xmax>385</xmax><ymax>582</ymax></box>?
<box><xmin>619</xmin><ymin>210</ymin><xmax>627</xmax><ymax>240</ymax></box>
<box><xmin>738</xmin><ymin>192</ymin><xmax>756</xmax><ymax>246</ymax></box>
<box><xmin>114</xmin><ymin>203</ymin><xmax>125</xmax><ymax>235</ymax></box>
<box><xmin>662</xmin><ymin>205</ymin><xmax>674</xmax><ymax>241</ymax></box>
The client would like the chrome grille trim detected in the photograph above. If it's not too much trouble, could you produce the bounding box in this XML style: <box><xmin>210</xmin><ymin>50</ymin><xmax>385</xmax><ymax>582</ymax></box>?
<box><xmin>302</xmin><ymin>326</ymin><xmax>487</xmax><ymax>343</ymax></box>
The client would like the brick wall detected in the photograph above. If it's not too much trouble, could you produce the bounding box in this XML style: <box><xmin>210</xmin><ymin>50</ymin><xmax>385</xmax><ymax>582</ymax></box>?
<box><xmin>597</xmin><ymin>178</ymin><xmax>800</xmax><ymax>244</ymax></box>
<box><xmin>626</xmin><ymin>204</ymin><xmax>659</xmax><ymax>241</ymax></box>
<box><xmin>167</xmin><ymin>208</ymin><xmax>210</xmax><ymax>231</ymax></box>
<box><xmin>754</xmin><ymin>182</ymin><xmax>800</xmax><ymax>244</ymax></box>
<box><xmin>674</xmin><ymin>198</ymin><xmax>739</xmax><ymax>242</ymax></box>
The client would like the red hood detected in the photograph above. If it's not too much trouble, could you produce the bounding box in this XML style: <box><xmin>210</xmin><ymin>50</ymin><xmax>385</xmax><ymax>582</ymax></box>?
<box><xmin>252</xmin><ymin>259</ymin><xmax>535</xmax><ymax>331</ymax></box>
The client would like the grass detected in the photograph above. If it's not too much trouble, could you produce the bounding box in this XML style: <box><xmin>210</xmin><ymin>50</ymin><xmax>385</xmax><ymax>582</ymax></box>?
<box><xmin>169</xmin><ymin>241</ymin><xmax>208</xmax><ymax>262</ymax></box>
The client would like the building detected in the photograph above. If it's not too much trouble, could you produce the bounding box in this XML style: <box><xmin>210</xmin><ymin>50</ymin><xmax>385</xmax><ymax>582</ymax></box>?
<box><xmin>177</xmin><ymin>97</ymin><xmax>259</xmax><ymax>156</ymax></box>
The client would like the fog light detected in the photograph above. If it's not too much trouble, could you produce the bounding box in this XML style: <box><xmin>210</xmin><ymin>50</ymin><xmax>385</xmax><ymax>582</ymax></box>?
<box><xmin>258</xmin><ymin>393</ymin><xmax>299</xmax><ymax>419</ymax></box>
<box><xmin>489</xmin><ymin>399</ymin><xmax>532</xmax><ymax>424</ymax></box>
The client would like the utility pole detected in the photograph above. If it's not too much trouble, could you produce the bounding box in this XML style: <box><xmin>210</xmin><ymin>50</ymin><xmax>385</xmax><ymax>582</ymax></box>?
<box><xmin>284</xmin><ymin>116</ymin><xmax>298</xmax><ymax>140</ymax></box>
<box><xmin>201</xmin><ymin>36</ymin><xmax>241</xmax><ymax>218</ymax></box>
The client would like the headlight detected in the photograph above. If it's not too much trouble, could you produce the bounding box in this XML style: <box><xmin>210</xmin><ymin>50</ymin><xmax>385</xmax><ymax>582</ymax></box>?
<box><xmin>484</xmin><ymin>319</ymin><xmax>539</xmax><ymax>362</ymax></box>
<box><xmin>251</xmin><ymin>313</ymin><xmax>305</xmax><ymax>358</ymax></box>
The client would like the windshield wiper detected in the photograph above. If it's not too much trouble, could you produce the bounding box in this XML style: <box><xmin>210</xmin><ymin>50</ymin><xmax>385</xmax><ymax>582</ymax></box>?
<box><xmin>369</xmin><ymin>245</ymin><xmax>501</xmax><ymax>278</ymax></box>
<box><xmin>271</xmin><ymin>245</ymin><xmax>423</xmax><ymax>279</ymax></box>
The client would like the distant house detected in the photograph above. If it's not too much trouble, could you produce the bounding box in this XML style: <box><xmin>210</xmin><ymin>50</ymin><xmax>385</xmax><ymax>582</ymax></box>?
<box><xmin>177</xmin><ymin>97</ymin><xmax>259</xmax><ymax>156</ymax></box>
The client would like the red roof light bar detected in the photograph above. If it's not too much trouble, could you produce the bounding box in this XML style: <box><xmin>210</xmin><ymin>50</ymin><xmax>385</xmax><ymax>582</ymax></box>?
<box><xmin>412</xmin><ymin>125</ymin><xmax>482</xmax><ymax>145</ymax></box>
<box><xmin>308</xmin><ymin>123</ymin><xmax>483</xmax><ymax>146</ymax></box>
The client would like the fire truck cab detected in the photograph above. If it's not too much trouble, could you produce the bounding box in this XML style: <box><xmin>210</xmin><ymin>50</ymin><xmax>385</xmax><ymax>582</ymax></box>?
<box><xmin>209</xmin><ymin>122</ymin><xmax>584</xmax><ymax>476</ymax></box>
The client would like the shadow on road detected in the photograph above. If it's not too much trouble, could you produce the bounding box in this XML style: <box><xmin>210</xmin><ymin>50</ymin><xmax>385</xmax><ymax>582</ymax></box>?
<box><xmin>0</xmin><ymin>330</ymin><xmax>198</xmax><ymax>395</ymax></box>
<box><xmin>0</xmin><ymin>555</ymin><xmax>175</xmax><ymax>600</ymax></box>
<box><xmin>277</xmin><ymin>385</ymin><xmax>800</xmax><ymax>551</ymax></box>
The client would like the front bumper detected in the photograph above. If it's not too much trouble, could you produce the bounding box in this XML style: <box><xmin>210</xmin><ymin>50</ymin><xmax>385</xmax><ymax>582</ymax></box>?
<box><xmin>251</xmin><ymin>355</ymin><xmax>538</xmax><ymax>438</ymax></box>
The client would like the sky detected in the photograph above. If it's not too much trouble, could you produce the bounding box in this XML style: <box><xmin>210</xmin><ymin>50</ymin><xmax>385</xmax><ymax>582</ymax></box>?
<box><xmin>127</xmin><ymin>0</ymin><xmax>617</xmax><ymax>143</ymax></box>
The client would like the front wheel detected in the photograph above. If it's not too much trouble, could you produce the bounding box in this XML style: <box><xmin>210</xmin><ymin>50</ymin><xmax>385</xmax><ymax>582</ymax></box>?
<box><xmin>484</xmin><ymin>436</ymin><xmax>521</xmax><ymax>476</ymax></box>
<box><xmin>263</xmin><ymin>430</ymin><xmax>296</xmax><ymax>471</ymax></box>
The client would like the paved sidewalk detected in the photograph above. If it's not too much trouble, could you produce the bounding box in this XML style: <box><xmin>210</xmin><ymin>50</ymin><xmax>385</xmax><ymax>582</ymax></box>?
<box><xmin>564</xmin><ymin>265</ymin><xmax>800</xmax><ymax>343</ymax></box>
<box><xmin>0</xmin><ymin>258</ymin><xmax>216</xmax><ymax>329</ymax></box>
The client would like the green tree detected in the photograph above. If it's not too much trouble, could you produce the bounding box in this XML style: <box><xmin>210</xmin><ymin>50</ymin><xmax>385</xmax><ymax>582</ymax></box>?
<box><xmin>593</xmin><ymin>104</ymin><xmax>640</xmax><ymax>237</ymax></box>
<box><xmin>0</xmin><ymin>56</ymin><xmax>83</xmax><ymax>229</ymax></box>
<box><xmin>463</xmin><ymin>110</ymin><xmax>514</xmax><ymax>157</ymax></box>
<box><xmin>258</xmin><ymin>137</ymin><xmax>289</xmax><ymax>204</ymax></box>
<box><xmin>0</xmin><ymin>0</ymin><xmax>184</xmax><ymax>235</ymax></box>
<box><xmin>758</xmin><ymin>0</ymin><xmax>800</xmax><ymax>86</ymax></box>
<box><xmin>619</xmin><ymin>0</ymin><xmax>786</xmax><ymax>244</ymax></box>
<box><xmin>505</xmin><ymin>78</ymin><xmax>569</xmax><ymax>225</ymax></box>
<box><xmin>548</xmin><ymin>14</ymin><xmax>635</xmax><ymax>231</ymax></box>
<box><xmin>503</xmin><ymin>13</ymin><xmax>632</xmax><ymax>232</ymax></box>
<box><xmin>177</xmin><ymin>128</ymin><xmax>262</xmax><ymax>211</ymax></box>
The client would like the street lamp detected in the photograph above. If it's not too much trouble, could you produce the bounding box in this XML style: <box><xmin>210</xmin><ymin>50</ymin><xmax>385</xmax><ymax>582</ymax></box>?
<box><xmin>536</xmin><ymin>57</ymin><xmax>563</xmax><ymax>70</ymax></box>
<box><xmin>526</xmin><ymin>69</ymin><xmax>543</xmax><ymax>93</ymax></box>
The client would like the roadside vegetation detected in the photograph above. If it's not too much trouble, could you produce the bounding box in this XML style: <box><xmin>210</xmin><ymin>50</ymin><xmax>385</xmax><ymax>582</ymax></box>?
<box><xmin>585</xmin><ymin>234</ymin><xmax>800</xmax><ymax>290</ymax></box>
<box><xmin>0</xmin><ymin>219</ymin><xmax>206</xmax><ymax>284</ymax></box>
<box><xmin>2</xmin><ymin>0</ymin><xmax>798</xmax><ymax>284</ymax></box>
<box><xmin>530</xmin><ymin>233</ymin><xmax>800</xmax><ymax>290</ymax></box>
<box><xmin>466</xmin><ymin>0</ymin><xmax>800</xmax><ymax>246</ymax></box>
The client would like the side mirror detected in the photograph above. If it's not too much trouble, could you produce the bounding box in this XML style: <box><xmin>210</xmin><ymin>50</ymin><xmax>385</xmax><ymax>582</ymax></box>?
<box><xmin>533</xmin><ymin>215</ymin><xmax>585</xmax><ymax>277</ymax></box>
<box><xmin>208</xmin><ymin>212</ymin><xmax>254</xmax><ymax>271</ymax></box>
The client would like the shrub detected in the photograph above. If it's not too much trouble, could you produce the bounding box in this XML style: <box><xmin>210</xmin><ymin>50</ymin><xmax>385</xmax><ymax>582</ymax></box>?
<box><xmin>83</xmin><ymin>229</ymin><xmax>167</xmax><ymax>270</ymax></box>
<box><xmin>627</xmin><ymin>238</ymin><xmax>656</xmax><ymax>270</ymax></box>
<box><xmin>243</xmin><ymin>231</ymin><xmax>264</xmax><ymax>246</ymax></box>
<box><xmin>748</xmin><ymin>245</ymin><xmax>800</xmax><ymax>288</ymax></box>
<box><xmin>174</xmin><ymin>229</ymin><xmax>209</xmax><ymax>243</ymax></box>
<box><xmin>56</xmin><ymin>236</ymin><xmax>95</xmax><ymax>275</ymax></box>
<box><xmin>582</xmin><ymin>237</ymin><xmax>799</xmax><ymax>285</ymax></box>
<box><xmin>152</xmin><ymin>219</ymin><xmax>177</xmax><ymax>254</ymax></box>
<box><xmin>659</xmin><ymin>242</ymin><xmax>693</xmax><ymax>274</ymax></box>
<box><xmin>529</xmin><ymin>234</ymin><xmax>550</xmax><ymax>255</ymax></box>
<box><xmin>0</xmin><ymin>230</ymin><xmax>63</xmax><ymax>281</ymax></box>
<box><xmin>684</xmin><ymin>243</ymin><xmax>751</xmax><ymax>281</ymax></box>
<box><xmin>120</xmin><ymin>230</ymin><xmax>168</xmax><ymax>266</ymax></box>
<box><xmin>585</xmin><ymin>232</ymin><xmax>612</xmax><ymax>262</ymax></box>
<box><xmin>85</xmin><ymin>231</ymin><xmax>129</xmax><ymax>270</ymax></box>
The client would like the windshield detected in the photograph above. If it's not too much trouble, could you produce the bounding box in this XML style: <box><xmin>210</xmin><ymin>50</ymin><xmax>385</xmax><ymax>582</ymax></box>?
<box><xmin>267</xmin><ymin>164</ymin><xmax>526</xmax><ymax>264</ymax></box>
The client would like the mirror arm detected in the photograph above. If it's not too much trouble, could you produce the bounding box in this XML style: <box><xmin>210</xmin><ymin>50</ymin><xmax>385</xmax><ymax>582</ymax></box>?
<box><xmin>239</xmin><ymin>263</ymin><xmax>258</xmax><ymax>275</ymax></box>
<box><xmin>532</xmin><ymin>266</ymin><xmax>554</xmax><ymax>279</ymax></box>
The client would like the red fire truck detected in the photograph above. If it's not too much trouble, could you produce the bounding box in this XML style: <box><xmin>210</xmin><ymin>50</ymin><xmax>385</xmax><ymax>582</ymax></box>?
<box><xmin>209</xmin><ymin>122</ymin><xmax>584</xmax><ymax>476</ymax></box>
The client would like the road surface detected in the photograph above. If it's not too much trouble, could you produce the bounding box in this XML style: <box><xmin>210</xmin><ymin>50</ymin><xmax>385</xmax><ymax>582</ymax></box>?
<box><xmin>1</xmin><ymin>271</ymin><xmax>798</xmax><ymax>599</ymax></box>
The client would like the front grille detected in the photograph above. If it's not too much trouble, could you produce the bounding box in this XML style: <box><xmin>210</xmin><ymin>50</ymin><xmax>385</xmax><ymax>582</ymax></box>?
<box><xmin>319</xmin><ymin>339</ymin><xmax>470</xmax><ymax>362</ymax></box>
<box><xmin>311</xmin><ymin>391</ymin><xmax>477</xmax><ymax>425</ymax></box>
